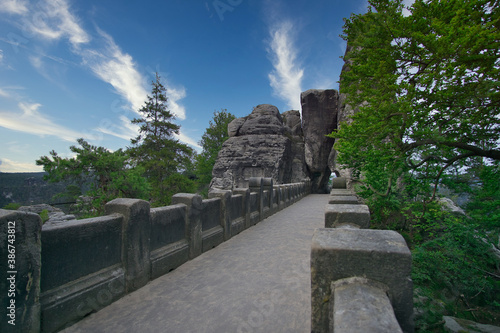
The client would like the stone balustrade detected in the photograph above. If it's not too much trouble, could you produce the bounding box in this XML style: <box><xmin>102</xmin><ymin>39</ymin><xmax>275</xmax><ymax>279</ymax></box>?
<box><xmin>311</xmin><ymin>179</ymin><xmax>414</xmax><ymax>333</ymax></box>
<box><xmin>0</xmin><ymin>178</ymin><xmax>311</xmax><ymax>333</ymax></box>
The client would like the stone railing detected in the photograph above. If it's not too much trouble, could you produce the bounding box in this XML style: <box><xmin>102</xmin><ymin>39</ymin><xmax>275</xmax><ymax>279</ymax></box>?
<box><xmin>311</xmin><ymin>181</ymin><xmax>414</xmax><ymax>333</ymax></box>
<box><xmin>0</xmin><ymin>177</ymin><xmax>311</xmax><ymax>333</ymax></box>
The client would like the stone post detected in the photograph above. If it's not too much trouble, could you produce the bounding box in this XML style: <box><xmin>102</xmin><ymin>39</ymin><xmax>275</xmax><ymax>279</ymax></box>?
<box><xmin>277</xmin><ymin>185</ymin><xmax>285</xmax><ymax>211</ymax></box>
<box><xmin>284</xmin><ymin>185</ymin><xmax>290</xmax><ymax>207</ymax></box>
<box><xmin>325</xmin><ymin>204</ymin><xmax>370</xmax><ymax>229</ymax></box>
<box><xmin>248</xmin><ymin>177</ymin><xmax>263</xmax><ymax>221</ymax></box>
<box><xmin>273</xmin><ymin>185</ymin><xmax>281</xmax><ymax>213</ymax></box>
<box><xmin>105</xmin><ymin>199</ymin><xmax>151</xmax><ymax>293</ymax></box>
<box><xmin>329</xmin><ymin>189</ymin><xmax>354</xmax><ymax>196</ymax></box>
<box><xmin>262</xmin><ymin>178</ymin><xmax>273</xmax><ymax>218</ymax></box>
<box><xmin>233</xmin><ymin>188</ymin><xmax>251</xmax><ymax>229</ymax></box>
<box><xmin>1</xmin><ymin>209</ymin><xmax>42</xmax><ymax>333</ymax></box>
<box><xmin>311</xmin><ymin>228</ymin><xmax>414</xmax><ymax>333</ymax></box>
<box><xmin>330</xmin><ymin>277</ymin><xmax>403</xmax><ymax>333</ymax></box>
<box><xmin>171</xmin><ymin>193</ymin><xmax>203</xmax><ymax>259</ymax></box>
<box><xmin>209</xmin><ymin>189</ymin><xmax>232</xmax><ymax>241</ymax></box>
<box><xmin>328</xmin><ymin>195</ymin><xmax>360</xmax><ymax>205</ymax></box>
<box><xmin>331</xmin><ymin>177</ymin><xmax>347</xmax><ymax>189</ymax></box>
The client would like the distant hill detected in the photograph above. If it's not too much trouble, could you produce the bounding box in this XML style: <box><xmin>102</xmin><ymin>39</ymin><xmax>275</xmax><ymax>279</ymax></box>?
<box><xmin>0</xmin><ymin>172</ymin><xmax>70</xmax><ymax>208</ymax></box>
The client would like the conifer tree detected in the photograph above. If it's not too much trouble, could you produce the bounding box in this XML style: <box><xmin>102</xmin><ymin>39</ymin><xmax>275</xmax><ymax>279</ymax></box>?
<box><xmin>129</xmin><ymin>72</ymin><xmax>194</xmax><ymax>205</ymax></box>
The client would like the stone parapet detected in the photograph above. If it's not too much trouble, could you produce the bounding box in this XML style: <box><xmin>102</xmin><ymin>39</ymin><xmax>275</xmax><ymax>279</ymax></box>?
<box><xmin>1</xmin><ymin>178</ymin><xmax>311</xmax><ymax>332</ymax></box>
<box><xmin>312</xmin><ymin>188</ymin><xmax>414</xmax><ymax>333</ymax></box>
<box><xmin>311</xmin><ymin>228</ymin><xmax>413</xmax><ymax>333</ymax></box>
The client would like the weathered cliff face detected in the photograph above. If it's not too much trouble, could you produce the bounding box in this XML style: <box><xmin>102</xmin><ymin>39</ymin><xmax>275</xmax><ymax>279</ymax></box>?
<box><xmin>301</xmin><ymin>89</ymin><xmax>339</xmax><ymax>193</ymax></box>
<box><xmin>282</xmin><ymin>110</ymin><xmax>309</xmax><ymax>183</ymax></box>
<box><xmin>210</xmin><ymin>104</ymin><xmax>303</xmax><ymax>190</ymax></box>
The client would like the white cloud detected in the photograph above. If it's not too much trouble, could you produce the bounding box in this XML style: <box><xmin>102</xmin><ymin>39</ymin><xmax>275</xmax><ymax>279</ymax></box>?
<box><xmin>0</xmin><ymin>158</ymin><xmax>43</xmax><ymax>172</ymax></box>
<box><xmin>175</xmin><ymin>131</ymin><xmax>202</xmax><ymax>150</ymax></box>
<box><xmin>0</xmin><ymin>0</ymin><xmax>28</xmax><ymax>15</ymax></box>
<box><xmin>22</xmin><ymin>0</ymin><xmax>90</xmax><ymax>47</ymax></box>
<box><xmin>29</xmin><ymin>55</ymin><xmax>43</xmax><ymax>69</ymax></box>
<box><xmin>1</xmin><ymin>0</ymin><xmax>196</xmax><ymax>148</ymax></box>
<box><xmin>267</xmin><ymin>21</ymin><xmax>304</xmax><ymax>111</ymax></box>
<box><xmin>96</xmin><ymin>115</ymin><xmax>140</xmax><ymax>141</ymax></box>
<box><xmin>97</xmin><ymin>114</ymin><xmax>201</xmax><ymax>150</ymax></box>
<box><xmin>0</xmin><ymin>102</ymin><xmax>84</xmax><ymax>141</ymax></box>
<box><xmin>78</xmin><ymin>27</ymin><xmax>152</xmax><ymax>115</ymax></box>
<box><xmin>165</xmin><ymin>84</ymin><xmax>187</xmax><ymax>120</ymax></box>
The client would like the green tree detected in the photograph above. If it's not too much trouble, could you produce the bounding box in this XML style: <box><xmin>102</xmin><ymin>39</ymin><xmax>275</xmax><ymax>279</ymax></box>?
<box><xmin>36</xmin><ymin>138</ymin><xmax>150</xmax><ymax>216</ymax></box>
<box><xmin>194</xmin><ymin>109</ymin><xmax>235</xmax><ymax>192</ymax></box>
<box><xmin>332</xmin><ymin>0</ymin><xmax>500</xmax><ymax>201</ymax></box>
<box><xmin>128</xmin><ymin>72</ymin><xmax>195</xmax><ymax>205</ymax></box>
<box><xmin>332</xmin><ymin>1</ymin><xmax>500</xmax><ymax>328</ymax></box>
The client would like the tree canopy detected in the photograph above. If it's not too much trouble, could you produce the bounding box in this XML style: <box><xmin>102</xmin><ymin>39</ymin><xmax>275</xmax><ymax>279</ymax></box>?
<box><xmin>332</xmin><ymin>2</ymin><xmax>500</xmax><ymax>327</ymax></box>
<box><xmin>195</xmin><ymin>109</ymin><xmax>235</xmax><ymax>189</ymax></box>
<box><xmin>332</xmin><ymin>0</ymin><xmax>499</xmax><ymax>199</ymax></box>
<box><xmin>36</xmin><ymin>138</ymin><xmax>150</xmax><ymax>215</ymax></box>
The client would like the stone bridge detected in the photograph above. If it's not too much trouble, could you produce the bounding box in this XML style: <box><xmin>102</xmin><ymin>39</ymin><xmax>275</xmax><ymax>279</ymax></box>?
<box><xmin>0</xmin><ymin>178</ymin><xmax>413</xmax><ymax>333</ymax></box>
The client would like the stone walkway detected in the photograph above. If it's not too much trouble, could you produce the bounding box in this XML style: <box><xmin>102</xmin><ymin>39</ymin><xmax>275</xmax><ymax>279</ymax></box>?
<box><xmin>62</xmin><ymin>194</ymin><xmax>329</xmax><ymax>333</ymax></box>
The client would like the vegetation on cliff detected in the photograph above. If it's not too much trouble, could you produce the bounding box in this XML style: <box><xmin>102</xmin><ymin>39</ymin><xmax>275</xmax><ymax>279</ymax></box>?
<box><xmin>332</xmin><ymin>0</ymin><xmax>499</xmax><ymax>330</ymax></box>
<box><xmin>194</xmin><ymin>109</ymin><xmax>236</xmax><ymax>195</ymax></box>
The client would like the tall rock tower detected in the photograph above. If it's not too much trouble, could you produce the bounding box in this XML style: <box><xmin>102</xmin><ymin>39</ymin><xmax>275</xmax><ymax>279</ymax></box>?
<box><xmin>301</xmin><ymin>89</ymin><xmax>339</xmax><ymax>193</ymax></box>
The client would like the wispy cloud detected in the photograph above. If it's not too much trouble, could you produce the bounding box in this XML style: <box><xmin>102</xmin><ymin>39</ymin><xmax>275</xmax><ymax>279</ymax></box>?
<box><xmin>0</xmin><ymin>102</ymin><xmax>83</xmax><ymax>141</ymax></box>
<box><xmin>175</xmin><ymin>131</ymin><xmax>202</xmax><ymax>150</ymax></box>
<box><xmin>20</xmin><ymin>0</ymin><xmax>90</xmax><ymax>47</ymax></box>
<box><xmin>29</xmin><ymin>55</ymin><xmax>43</xmax><ymax>69</ymax></box>
<box><xmin>267</xmin><ymin>21</ymin><xmax>304</xmax><ymax>111</ymax></box>
<box><xmin>96</xmin><ymin>115</ymin><xmax>140</xmax><ymax>141</ymax></box>
<box><xmin>165</xmin><ymin>84</ymin><xmax>187</xmax><ymax>120</ymax></box>
<box><xmin>80</xmin><ymin>28</ymin><xmax>148</xmax><ymax>113</ymax></box>
<box><xmin>0</xmin><ymin>0</ymin><xmax>28</xmax><ymax>15</ymax></box>
<box><xmin>0</xmin><ymin>158</ymin><xmax>42</xmax><ymax>172</ymax></box>
<box><xmin>0</xmin><ymin>88</ymin><xmax>9</xmax><ymax>98</ymax></box>
<box><xmin>1</xmin><ymin>0</ymin><xmax>194</xmax><ymax>147</ymax></box>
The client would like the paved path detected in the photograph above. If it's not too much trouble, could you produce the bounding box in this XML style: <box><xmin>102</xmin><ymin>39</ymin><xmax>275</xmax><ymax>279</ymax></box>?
<box><xmin>62</xmin><ymin>194</ymin><xmax>329</xmax><ymax>333</ymax></box>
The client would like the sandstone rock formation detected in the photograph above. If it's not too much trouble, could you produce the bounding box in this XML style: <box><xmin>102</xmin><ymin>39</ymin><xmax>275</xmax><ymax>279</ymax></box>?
<box><xmin>211</xmin><ymin>91</ymin><xmax>340</xmax><ymax>193</ymax></box>
<box><xmin>18</xmin><ymin>203</ymin><xmax>76</xmax><ymax>225</ymax></box>
<box><xmin>282</xmin><ymin>110</ymin><xmax>309</xmax><ymax>183</ymax></box>
<box><xmin>210</xmin><ymin>104</ymin><xmax>307</xmax><ymax>190</ymax></box>
<box><xmin>301</xmin><ymin>89</ymin><xmax>339</xmax><ymax>193</ymax></box>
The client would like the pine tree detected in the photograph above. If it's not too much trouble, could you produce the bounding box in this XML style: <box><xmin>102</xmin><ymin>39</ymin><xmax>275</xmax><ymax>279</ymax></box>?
<box><xmin>129</xmin><ymin>73</ymin><xmax>194</xmax><ymax>205</ymax></box>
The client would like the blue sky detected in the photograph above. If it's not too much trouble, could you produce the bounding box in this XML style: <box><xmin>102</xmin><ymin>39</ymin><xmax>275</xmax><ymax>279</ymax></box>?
<box><xmin>0</xmin><ymin>0</ymin><xmax>373</xmax><ymax>172</ymax></box>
